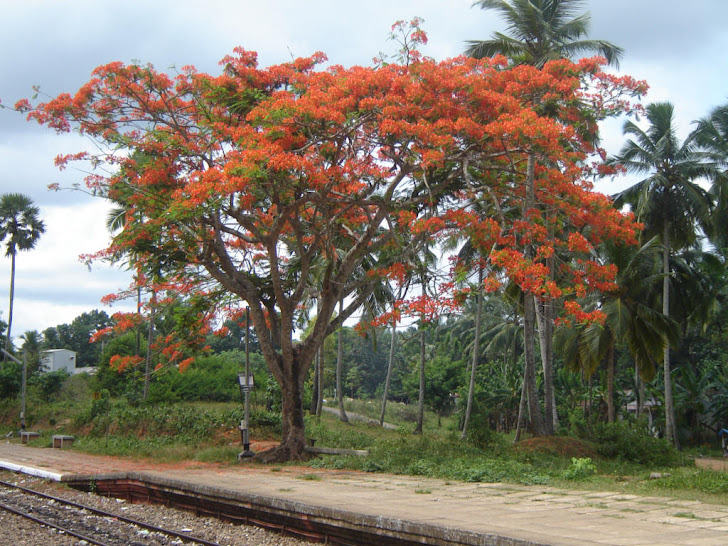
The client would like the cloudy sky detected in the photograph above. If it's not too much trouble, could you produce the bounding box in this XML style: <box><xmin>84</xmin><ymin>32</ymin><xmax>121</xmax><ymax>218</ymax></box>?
<box><xmin>0</xmin><ymin>0</ymin><xmax>726</xmax><ymax>341</ymax></box>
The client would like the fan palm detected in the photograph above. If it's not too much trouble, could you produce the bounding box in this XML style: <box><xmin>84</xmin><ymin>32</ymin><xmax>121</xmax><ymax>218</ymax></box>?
<box><xmin>0</xmin><ymin>194</ymin><xmax>45</xmax><ymax>359</ymax></box>
<box><xmin>610</xmin><ymin>102</ymin><xmax>712</xmax><ymax>446</ymax></box>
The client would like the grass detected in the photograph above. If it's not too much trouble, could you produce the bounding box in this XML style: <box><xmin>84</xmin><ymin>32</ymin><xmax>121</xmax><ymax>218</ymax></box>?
<box><xmin>3</xmin><ymin>392</ymin><xmax>728</xmax><ymax>505</ymax></box>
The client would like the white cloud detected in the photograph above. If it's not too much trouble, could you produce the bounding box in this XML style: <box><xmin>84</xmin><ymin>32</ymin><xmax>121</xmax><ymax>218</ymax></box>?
<box><xmin>0</xmin><ymin>201</ymin><xmax>134</xmax><ymax>338</ymax></box>
<box><xmin>0</xmin><ymin>0</ymin><xmax>726</xmax><ymax>338</ymax></box>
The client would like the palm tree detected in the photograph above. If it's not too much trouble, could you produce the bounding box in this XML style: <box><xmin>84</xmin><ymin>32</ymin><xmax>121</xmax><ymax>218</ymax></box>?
<box><xmin>466</xmin><ymin>0</ymin><xmax>623</xmax><ymax>68</ymax></box>
<box><xmin>610</xmin><ymin>102</ymin><xmax>713</xmax><ymax>447</ymax></box>
<box><xmin>0</xmin><ymin>194</ymin><xmax>45</xmax><ymax>359</ymax></box>
<box><xmin>693</xmin><ymin>103</ymin><xmax>728</xmax><ymax>251</ymax></box>
<box><xmin>557</xmin><ymin>238</ymin><xmax>678</xmax><ymax>422</ymax></box>
<box><xmin>466</xmin><ymin>0</ymin><xmax>622</xmax><ymax>436</ymax></box>
<box><xmin>20</xmin><ymin>330</ymin><xmax>41</xmax><ymax>375</ymax></box>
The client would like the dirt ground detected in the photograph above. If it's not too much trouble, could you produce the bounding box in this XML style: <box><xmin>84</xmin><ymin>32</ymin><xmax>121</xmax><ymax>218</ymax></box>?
<box><xmin>694</xmin><ymin>457</ymin><xmax>728</xmax><ymax>471</ymax></box>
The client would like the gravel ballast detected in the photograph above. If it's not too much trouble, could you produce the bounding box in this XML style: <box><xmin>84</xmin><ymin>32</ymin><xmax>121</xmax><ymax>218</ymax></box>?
<box><xmin>0</xmin><ymin>471</ymin><xmax>312</xmax><ymax>545</ymax></box>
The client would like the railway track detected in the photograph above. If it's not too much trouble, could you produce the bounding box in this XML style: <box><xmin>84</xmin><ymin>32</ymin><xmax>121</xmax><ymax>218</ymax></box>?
<box><xmin>0</xmin><ymin>479</ymin><xmax>221</xmax><ymax>546</ymax></box>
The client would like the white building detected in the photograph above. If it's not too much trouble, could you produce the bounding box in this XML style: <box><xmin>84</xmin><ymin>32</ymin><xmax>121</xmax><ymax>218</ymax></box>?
<box><xmin>40</xmin><ymin>349</ymin><xmax>77</xmax><ymax>374</ymax></box>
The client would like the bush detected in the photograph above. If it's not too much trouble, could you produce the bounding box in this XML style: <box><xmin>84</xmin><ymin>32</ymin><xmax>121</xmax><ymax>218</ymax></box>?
<box><xmin>585</xmin><ymin>421</ymin><xmax>683</xmax><ymax>466</ymax></box>
<box><xmin>29</xmin><ymin>370</ymin><xmax>70</xmax><ymax>401</ymax></box>
<box><xmin>466</xmin><ymin>423</ymin><xmax>505</xmax><ymax>451</ymax></box>
<box><xmin>0</xmin><ymin>361</ymin><xmax>21</xmax><ymax>399</ymax></box>
<box><xmin>562</xmin><ymin>457</ymin><xmax>597</xmax><ymax>480</ymax></box>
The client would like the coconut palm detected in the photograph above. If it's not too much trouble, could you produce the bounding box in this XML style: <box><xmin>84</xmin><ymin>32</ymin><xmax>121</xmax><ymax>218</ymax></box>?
<box><xmin>610</xmin><ymin>102</ymin><xmax>713</xmax><ymax>447</ymax></box>
<box><xmin>466</xmin><ymin>0</ymin><xmax>622</xmax><ymax>436</ymax></box>
<box><xmin>0</xmin><ymin>194</ymin><xmax>45</xmax><ymax>359</ymax></box>
<box><xmin>466</xmin><ymin>0</ymin><xmax>623</xmax><ymax>68</ymax></box>
<box><xmin>557</xmin><ymin>238</ymin><xmax>678</xmax><ymax>422</ymax></box>
<box><xmin>692</xmin><ymin>103</ymin><xmax>728</xmax><ymax>251</ymax></box>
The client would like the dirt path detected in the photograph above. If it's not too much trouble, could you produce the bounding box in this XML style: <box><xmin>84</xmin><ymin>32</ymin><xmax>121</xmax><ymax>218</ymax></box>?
<box><xmin>320</xmin><ymin>406</ymin><xmax>398</xmax><ymax>429</ymax></box>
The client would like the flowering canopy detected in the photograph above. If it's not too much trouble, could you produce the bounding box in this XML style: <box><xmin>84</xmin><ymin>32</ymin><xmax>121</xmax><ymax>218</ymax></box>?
<box><xmin>20</xmin><ymin>48</ymin><xmax>645</xmax><ymax>459</ymax></box>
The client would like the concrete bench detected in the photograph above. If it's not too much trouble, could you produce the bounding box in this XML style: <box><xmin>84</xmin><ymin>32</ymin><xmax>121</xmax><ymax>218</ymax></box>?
<box><xmin>52</xmin><ymin>435</ymin><xmax>74</xmax><ymax>449</ymax></box>
<box><xmin>20</xmin><ymin>431</ymin><xmax>40</xmax><ymax>444</ymax></box>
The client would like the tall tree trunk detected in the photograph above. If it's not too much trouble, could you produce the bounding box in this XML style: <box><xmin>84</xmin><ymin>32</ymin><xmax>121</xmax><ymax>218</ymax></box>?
<box><xmin>380</xmin><ymin>322</ymin><xmax>397</xmax><ymax>426</ymax></box>
<box><xmin>514</xmin><ymin>364</ymin><xmax>528</xmax><ymax>443</ymax></box>
<box><xmin>523</xmin><ymin>154</ymin><xmax>546</xmax><ymax>437</ymax></box>
<box><xmin>143</xmin><ymin>296</ymin><xmax>156</xmax><ymax>400</ymax></box>
<box><xmin>310</xmin><ymin>348</ymin><xmax>319</xmax><ymax>414</ymax></box>
<box><xmin>606</xmin><ymin>341</ymin><xmax>616</xmax><ymax>423</ymax></box>
<box><xmin>316</xmin><ymin>344</ymin><xmax>323</xmax><ymax>416</ymax></box>
<box><xmin>414</xmin><ymin>324</ymin><xmax>426</xmax><ymax>434</ymax></box>
<box><xmin>535</xmin><ymin>296</ymin><xmax>555</xmax><ymax>434</ymax></box>
<box><xmin>336</xmin><ymin>299</ymin><xmax>348</xmax><ymax>422</ymax></box>
<box><xmin>636</xmin><ymin>361</ymin><xmax>644</xmax><ymax>419</ymax></box>
<box><xmin>524</xmin><ymin>292</ymin><xmax>546</xmax><ymax>436</ymax></box>
<box><xmin>136</xmin><ymin>283</ymin><xmax>142</xmax><ymax>357</ymax></box>
<box><xmin>461</xmin><ymin>267</ymin><xmax>483</xmax><ymax>439</ymax></box>
<box><xmin>4</xmin><ymin>251</ymin><xmax>15</xmax><ymax>359</ymax></box>
<box><xmin>662</xmin><ymin>224</ymin><xmax>679</xmax><ymax>448</ymax></box>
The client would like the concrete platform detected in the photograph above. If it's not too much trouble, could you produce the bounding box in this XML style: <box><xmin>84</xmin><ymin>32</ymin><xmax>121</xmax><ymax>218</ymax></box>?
<box><xmin>1</xmin><ymin>441</ymin><xmax>728</xmax><ymax>545</ymax></box>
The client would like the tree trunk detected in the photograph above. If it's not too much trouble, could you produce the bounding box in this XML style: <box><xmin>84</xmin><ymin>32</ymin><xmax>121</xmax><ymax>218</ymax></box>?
<box><xmin>310</xmin><ymin>348</ymin><xmax>319</xmax><ymax>414</ymax></box>
<box><xmin>522</xmin><ymin>153</ymin><xmax>546</xmax><ymax>437</ymax></box>
<box><xmin>636</xmin><ymin>361</ymin><xmax>644</xmax><ymax>419</ymax></box>
<box><xmin>414</xmin><ymin>325</ymin><xmax>425</xmax><ymax>434</ymax></box>
<box><xmin>143</xmin><ymin>298</ymin><xmax>155</xmax><ymax>400</ymax></box>
<box><xmin>461</xmin><ymin>267</ymin><xmax>483</xmax><ymax>439</ymax></box>
<box><xmin>316</xmin><ymin>344</ymin><xmax>323</xmax><ymax>416</ymax></box>
<box><xmin>4</xmin><ymin>251</ymin><xmax>15</xmax><ymax>359</ymax></box>
<box><xmin>380</xmin><ymin>322</ymin><xmax>397</xmax><ymax>426</ymax></box>
<box><xmin>136</xmin><ymin>283</ymin><xmax>142</xmax><ymax>357</ymax></box>
<box><xmin>535</xmin><ymin>296</ymin><xmax>555</xmax><ymax>434</ymax></box>
<box><xmin>514</xmin><ymin>364</ymin><xmax>528</xmax><ymax>443</ymax></box>
<box><xmin>606</xmin><ymin>341</ymin><xmax>616</xmax><ymax>423</ymax></box>
<box><xmin>662</xmin><ymin>224</ymin><xmax>679</xmax><ymax>448</ymax></box>
<box><xmin>524</xmin><ymin>291</ymin><xmax>546</xmax><ymax>436</ymax></box>
<box><xmin>258</xmin><ymin>367</ymin><xmax>308</xmax><ymax>463</ymax></box>
<box><xmin>336</xmin><ymin>299</ymin><xmax>348</xmax><ymax>422</ymax></box>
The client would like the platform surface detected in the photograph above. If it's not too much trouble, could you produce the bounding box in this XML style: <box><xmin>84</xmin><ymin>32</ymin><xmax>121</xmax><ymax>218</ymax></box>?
<box><xmin>2</xmin><ymin>441</ymin><xmax>728</xmax><ymax>545</ymax></box>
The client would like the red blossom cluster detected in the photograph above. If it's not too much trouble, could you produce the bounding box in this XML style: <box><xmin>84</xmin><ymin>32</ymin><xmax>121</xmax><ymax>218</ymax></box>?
<box><xmin>20</xmin><ymin>47</ymin><xmax>645</xmax><ymax>390</ymax></box>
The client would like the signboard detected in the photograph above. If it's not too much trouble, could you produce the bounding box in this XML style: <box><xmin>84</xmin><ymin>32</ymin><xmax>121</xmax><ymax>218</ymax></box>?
<box><xmin>238</xmin><ymin>373</ymin><xmax>255</xmax><ymax>392</ymax></box>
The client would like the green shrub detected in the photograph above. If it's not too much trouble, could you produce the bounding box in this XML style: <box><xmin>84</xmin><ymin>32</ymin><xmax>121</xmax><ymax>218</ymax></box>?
<box><xmin>563</xmin><ymin>457</ymin><xmax>597</xmax><ymax>480</ymax></box>
<box><xmin>466</xmin><ymin>423</ymin><xmax>505</xmax><ymax>451</ymax></box>
<box><xmin>0</xmin><ymin>361</ymin><xmax>21</xmax><ymax>399</ymax></box>
<box><xmin>586</xmin><ymin>421</ymin><xmax>683</xmax><ymax>466</ymax></box>
<box><xmin>29</xmin><ymin>370</ymin><xmax>70</xmax><ymax>401</ymax></box>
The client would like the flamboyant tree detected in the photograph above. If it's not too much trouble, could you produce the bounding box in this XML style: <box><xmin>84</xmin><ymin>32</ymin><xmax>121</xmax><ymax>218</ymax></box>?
<box><xmin>467</xmin><ymin>0</ymin><xmax>624</xmax><ymax>436</ymax></box>
<box><xmin>20</xmin><ymin>48</ymin><xmax>643</xmax><ymax>460</ymax></box>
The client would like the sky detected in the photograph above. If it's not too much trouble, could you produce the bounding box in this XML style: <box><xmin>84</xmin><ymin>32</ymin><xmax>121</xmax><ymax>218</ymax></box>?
<box><xmin>0</xmin><ymin>0</ymin><xmax>726</xmax><ymax>342</ymax></box>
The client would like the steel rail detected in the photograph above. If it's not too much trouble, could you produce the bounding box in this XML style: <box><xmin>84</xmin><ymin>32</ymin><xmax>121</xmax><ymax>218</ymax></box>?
<box><xmin>0</xmin><ymin>479</ymin><xmax>221</xmax><ymax>546</ymax></box>
<box><xmin>0</xmin><ymin>498</ymin><xmax>109</xmax><ymax>545</ymax></box>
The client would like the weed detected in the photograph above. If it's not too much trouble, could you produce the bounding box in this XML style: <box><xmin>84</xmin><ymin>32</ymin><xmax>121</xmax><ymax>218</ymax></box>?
<box><xmin>562</xmin><ymin>457</ymin><xmax>597</xmax><ymax>480</ymax></box>
<box><xmin>673</xmin><ymin>512</ymin><xmax>698</xmax><ymax>519</ymax></box>
<box><xmin>415</xmin><ymin>488</ymin><xmax>432</xmax><ymax>494</ymax></box>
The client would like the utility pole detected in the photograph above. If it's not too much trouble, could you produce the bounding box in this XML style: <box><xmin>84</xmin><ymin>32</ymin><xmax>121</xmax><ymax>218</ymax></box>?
<box><xmin>238</xmin><ymin>308</ymin><xmax>254</xmax><ymax>460</ymax></box>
